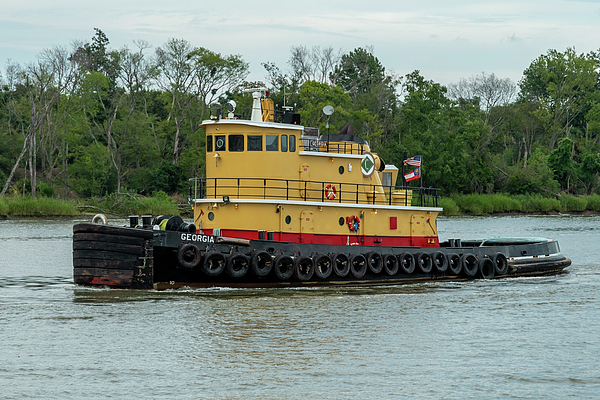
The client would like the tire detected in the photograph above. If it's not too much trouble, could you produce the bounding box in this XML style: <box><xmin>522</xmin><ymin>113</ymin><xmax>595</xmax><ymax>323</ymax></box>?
<box><xmin>203</xmin><ymin>251</ymin><xmax>226</xmax><ymax>277</ymax></box>
<box><xmin>273</xmin><ymin>255</ymin><xmax>294</xmax><ymax>281</ymax></box>
<box><xmin>250</xmin><ymin>251</ymin><xmax>273</xmax><ymax>277</ymax></box>
<box><xmin>294</xmin><ymin>256</ymin><xmax>314</xmax><ymax>281</ymax></box>
<box><xmin>383</xmin><ymin>254</ymin><xmax>399</xmax><ymax>275</ymax></box>
<box><xmin>492</xmin><ymin>252</ymin><xmax>508</xmax><ymax>275</ymax></box>
<box><xmin>398</xmin><ymin>253</ymin><xmax>415</xmax><ymax>274</ymax></box>
<box><xmin>332</xmin><ymin>253</ymin><xmax>350</xmax><ymax>277</ymax></box>
<box><xmin>226</xmin><ymin>253</ymin><xmax>250</xmax><ymax>278</ymax></box>
<box><xmin>431</xmin><ymin>251</ymin><xmax>448</xmax><ymax>273</ymax></box>
<box><xmin>314</xmin><ymin>254</ymin><xmax>333</xmax><ymax>279</ymax></box>
<box><xmin>177</xmin><ymin>243</ymin><xmax>202</xmax><ymax>269</ymax></box>
<box><xmin>461</xmin><ymin>253</ymin><xmax>478</xmax><ymax>277</ymax></box>
<box><xmin>478</xmin><ymin>257</ymin><xmax>495</xmax><ymax>279</ymax></box>
<box><xmin>415</xmin><ymin>252</ymin><xmax>433</xmax><ymax>273</ymax></box>
<box><xmin>349</xmin><ymin>254</ymin><xmax>367</xmax><ymax>278</ymax></box>
<box><xmin>366</xmin><ymin>252</ymin><xmax>383</xmax><ymax>274</ymax></box>
<box><xmin>447</xmin><ymin>253</ymin><xmax>462</xmax><ymax>275</ymax></box>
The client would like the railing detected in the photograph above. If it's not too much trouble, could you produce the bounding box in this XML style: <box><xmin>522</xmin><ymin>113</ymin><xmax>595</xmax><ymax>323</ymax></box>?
<box><xmin>299</xmin><ymin>139</ymin><xmax>368</xmax><ymax>155</ymax></box>
<box><xmin>189</xmin><ymin>177</ymin><xmax>440</xmax><ymax>208</ymax></box>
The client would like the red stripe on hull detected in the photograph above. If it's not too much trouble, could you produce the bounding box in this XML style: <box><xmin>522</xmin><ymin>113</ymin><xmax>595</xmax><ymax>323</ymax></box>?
<box><xmin>202</xmin><ymin>229</ymin><xmax>439</xmax><ymax>247</ymax></box>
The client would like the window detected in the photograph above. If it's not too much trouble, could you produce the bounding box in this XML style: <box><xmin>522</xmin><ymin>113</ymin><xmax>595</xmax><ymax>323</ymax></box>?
<box><xmin>289</xmin><ymin>135</ymin><xmax>296</xmax><ymax>152</ymax></box>
<box><xmin>215</xmin><ymin>135</ymin><xmax>226</xmax><ymax>151</ymax></box>
<box><xmin>206</xmin><ymin>135</ymin><xmax>213</xmax><ymax>152</ymax></box>
<box><xmin>382</xmin><ymin>172</ymin><xmax>393</xmax><ymax>187</ymax></box>
<box><xmin>248</xmin><ymin>135</ymin><xmax>262</xmax><ymax>151</ymax></box>
<box><xmin>266</xmin><ymin>135</ymin><xmax>279</xmax><ymax>151</ymax></box>
<box><xmin>281</xmin><ymin>135</ymin><xmax>288</xmax><ymax>152</ymax></box>
<box><xmin>229</xmin><ymin>135</ymin><xmax>244</xmax><ymax>152</ymax></box>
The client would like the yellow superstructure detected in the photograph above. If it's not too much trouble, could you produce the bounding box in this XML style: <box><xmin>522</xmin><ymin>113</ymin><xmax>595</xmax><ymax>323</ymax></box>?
<box><xmin>194</xmin><ymin>108</ymin><xmax>441</xmax><ymax>247</ymax></box>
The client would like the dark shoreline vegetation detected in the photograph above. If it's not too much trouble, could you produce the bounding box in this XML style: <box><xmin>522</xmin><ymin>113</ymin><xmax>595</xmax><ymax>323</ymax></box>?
<box><xmin>2</xmin><ymin>29</ymin><xmax>600</xmax><ymax>213</ymax></box>
<box><xmin>2</xmin><ymin>193</ymin><xmax>600</xmax><ymax>218</ymax></box>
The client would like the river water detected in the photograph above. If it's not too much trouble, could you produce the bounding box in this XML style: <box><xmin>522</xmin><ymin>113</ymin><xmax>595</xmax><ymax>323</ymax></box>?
<box><xmin>0</xmin><ymin>215</ymin><xmax>599</xmax><ymax>399</ymax></box>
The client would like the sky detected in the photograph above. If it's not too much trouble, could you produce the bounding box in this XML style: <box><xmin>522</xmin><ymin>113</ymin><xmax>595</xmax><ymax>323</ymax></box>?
<box><xmin>2</xmin><ymin>0</ymin><xmax>600</xmax><ymax>88</ymax></box>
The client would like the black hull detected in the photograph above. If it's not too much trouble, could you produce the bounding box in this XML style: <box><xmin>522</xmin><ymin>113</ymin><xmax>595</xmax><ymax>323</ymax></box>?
<box><xmin>73</xmin><ymin>223</ymin><xmax>571</xmax><ymax>290</ymax></box>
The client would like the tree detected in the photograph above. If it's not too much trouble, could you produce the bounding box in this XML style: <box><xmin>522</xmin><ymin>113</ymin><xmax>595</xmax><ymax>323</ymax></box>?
<box><xmin>519</xmin><ymin>48</ymin><xmax>599</xmax><ymax>149</ymax></box>
<box><xmin>330</xmin><ymin>47</ymin><xmax>386</xmax><ymax>99</ymax></box>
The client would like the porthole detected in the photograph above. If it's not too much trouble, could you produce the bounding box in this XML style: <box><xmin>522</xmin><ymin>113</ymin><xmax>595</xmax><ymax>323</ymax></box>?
<box><xmin>208</xmin><ymin>212</ymin><xmax>215</xmax><ymax>221</ymax></box>
<box><xmin>339</xmin><ymin>217</ymin><xmax>344</xmax><ymax>226</ymax></box>
<box><xmin>338</xmin><ymin>166</ymin><xmax>344</xmax><ymax>174</ymax></box>
<box><xmin>285</xmin><ymin>215</ymin><xmax>291</xmax><ymax>224</ymax></box>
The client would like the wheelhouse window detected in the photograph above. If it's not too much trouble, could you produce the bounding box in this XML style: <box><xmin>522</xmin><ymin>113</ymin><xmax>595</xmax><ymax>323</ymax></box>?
<box><xmin>382</xmin><ymin>172</ymin><xmax>393</xmax><ymax>187</ymax></box>
<box><xmin>266</xmin><ymin>135</ymin><xmax>279</xmax><ymax>151</ymax></box>
<box><xmin>228</xmin><ymin>135</ymin><xmax>244</xmax><ymax>152</ymax></box>
<box><xmin>215</xmin><ymin>135</ymin><xmax>226</xmax><ymax>151</ymax></box>
<box><xmin>281</xmin><ymin>135</ymin><xmax>288</xmax><ymax>152</ymax></box>
<box><xmin>206</xmin><ymin>135</ymin><xmax>213</xmax><ymax>152</ymax></box>
<box><xmin>248</xmin><ymin>135</ymin><xmax>262</xmax><ymax>151</ymax></box>
<box><xmin>289</xmin><ymin>135</ymin><xmax>296</xmax><ymax>152</ymax></box>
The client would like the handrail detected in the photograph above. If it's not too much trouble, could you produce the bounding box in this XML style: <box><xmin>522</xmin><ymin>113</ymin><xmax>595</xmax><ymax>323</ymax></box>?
<box><xmin>189</xmin><ymin>177</ymin><xmax>440</xmax><ymax>208</ymax></box>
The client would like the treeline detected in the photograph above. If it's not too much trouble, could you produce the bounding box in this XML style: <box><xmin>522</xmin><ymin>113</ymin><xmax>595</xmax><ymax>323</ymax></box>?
<box><xmin>1</xmin><ymin>29</ymin><xmax>600</xmax><ymax>202</ymax></box>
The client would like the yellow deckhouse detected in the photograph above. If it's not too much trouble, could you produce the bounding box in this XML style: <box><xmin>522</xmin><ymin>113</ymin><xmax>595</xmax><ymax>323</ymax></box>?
<box><xmin>193</xmin><ymin>90</ymin><xmax>442</xmax><ymax>248</ymax></box>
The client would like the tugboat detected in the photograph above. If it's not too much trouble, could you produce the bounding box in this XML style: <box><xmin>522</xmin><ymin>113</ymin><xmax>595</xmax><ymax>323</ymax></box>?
<box><xmin>72</xmin><ymin>90</ymin><xmax>571</xmax><ymax>289</ymax></box>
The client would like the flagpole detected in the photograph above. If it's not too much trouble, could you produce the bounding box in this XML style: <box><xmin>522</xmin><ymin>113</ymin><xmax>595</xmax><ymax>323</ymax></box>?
<box><xmin>402</xmin><ymin>151</ymin><xmax>407</xmax><ymax>187</ymax></box>
<box><xmin>420</xmin><ymin>155</ymin><xmax>423</xmax><ymax>188</ymax></box>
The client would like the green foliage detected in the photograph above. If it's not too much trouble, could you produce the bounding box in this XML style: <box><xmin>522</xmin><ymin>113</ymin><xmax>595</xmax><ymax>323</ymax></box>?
<box><xmin>5</xmin><ymin>197</ymin><xmax>79</xmax><ymax>217</ymax></box>
<box><xmin>439</xmin><ymin>197</ymin><xmax>459</xmax><ymax>216</ymax></box>
<box><xmin>584</xmin><ymin>195</ymin><xmax>600</xmax><ymax>211</ymax></box>
<box><xmin>452</xmin><ymin>194</ymin><xmax>522</xmax><ymax>215</ymax></box>
<box><xmin>559</xmin><ymin>194</ymin><xmax>587</xmax><ymax>212</ymax></box>
<box><xmin>87</xmin><ymin>192</ymin><xmax>179</xmax><ymax>216</ymax></box>
<box><xmin>514</xmin><ymin>194</ymin><xmax>561</xmax><ymax>213</ymax></box>
<box><xmin>0</xmin><ymin>198</ymin><xmax>8</xmax><ymax>216</ymax></box>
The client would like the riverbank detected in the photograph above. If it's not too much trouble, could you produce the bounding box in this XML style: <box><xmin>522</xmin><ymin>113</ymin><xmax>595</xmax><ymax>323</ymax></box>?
<box><xmin>2</xmin><ymin>192</ymin><xmax>599</xmax><ymax>218</ymax></box>
<box><xmin>0</xmin><ymin>192</ymin><xmax>190</xmax><ymax>219</ymax></box>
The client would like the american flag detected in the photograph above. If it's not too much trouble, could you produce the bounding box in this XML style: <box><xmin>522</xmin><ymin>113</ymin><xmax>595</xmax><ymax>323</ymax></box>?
<box><xmin>403</xmin><ymin>155</ymin><xmax>421</xmax><ymax>167</ymax></box>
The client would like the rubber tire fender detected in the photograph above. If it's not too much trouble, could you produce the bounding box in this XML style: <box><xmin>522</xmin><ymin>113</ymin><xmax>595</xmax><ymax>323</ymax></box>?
<box><xmin>250</xmin><ymin>251</ymin><xmax>273</xmax><ymax>277</ymax></box>
<box><xmin>203</xmin><ymin>251</ymin><xmax>226</xmax><ymax>277</ymax></box>
<box><xmin>461</xmin><ymin>253</ymin><xmax>478</xmax><ymax>277</ymax></box>
<box><xmin>478</xmin><ymin>257</ymin><xmax>495</xmax><ymax>279</ymax></box>
<box><xmin>294</xmin><ymin>256</ymin><xmax>314</xmax><ymax>281</ymax></box>
<box><xmin>492</xmin><ymin>252</ymin><xmax>508</xmax><ymax>275</ymax></box>
<box><xmin>177</xmin><ymin>243</ymin><xmax>202</xmax><ymax>269</ymax></box>
<box><xmin>226</xmin><ymin>253</ymin><xmax>250</xmax><ymax>278</ymax></box>
<box><xmin>349</xmin><ymin>254</ymin><xmax>367</xmax><ymax>278</ymax></box>
<box><xmin>313</xmin><ymin>254</ymin><xmax>333</xmax><ymax>280</ymax></box>
<box><xmin>332</xmin><ymin>253</ymin><xmax>350</xmax><ymax>277</ymax></box>
<box><xmin>431</xmin><ymin>251</ymin><xmax>448</xmax><ymax>273</ymax></box>
<box><xmin>383</xmin><ymin>254</ymin><xmax>399</xmax><ymax>275</ymax></box>
<box><xmin>366</xmin><ymin>252</ymin><xmax>383</xmax><ymax>274</ymax></box>
<box><xmin>273</xmin><ymin>254</ymin><xmax>294</xmax><ymax>281</ymax></box>
<box><xmin>416</xmin><ymin>252</ymin><xmax>433</xmax><ymax>273</ymax></box>
<box><xmin>398</xmin><ymin>253</ymin><xmax>415</xmax><ymax>274</ymax></box>
<box><xmin>447</xmin><ymin>253</ymin><xmax>462</xmax><ymax>275</ymax></box>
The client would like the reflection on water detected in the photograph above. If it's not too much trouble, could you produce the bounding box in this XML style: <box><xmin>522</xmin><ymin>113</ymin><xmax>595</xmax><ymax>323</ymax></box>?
<box><xmin>1</xmin><ymin>216</ymin><xmax>599</xmax><ymax>399</ymax></box>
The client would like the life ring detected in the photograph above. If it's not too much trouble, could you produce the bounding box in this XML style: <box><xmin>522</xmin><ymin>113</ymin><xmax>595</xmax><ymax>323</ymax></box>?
<box><xmin>325</xmin><ymin>184</ymin><xmax>337</xmax><ymax>200</ymax></box>
<box><xmin>177</xmin><ymin>243</ymin><xmax>201</xmax><ymax>269</ymax></box>
<box><xmin>346</xmin><ymin>215</ymin><xmax>360</xmax><ymax>232</ymax></box>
